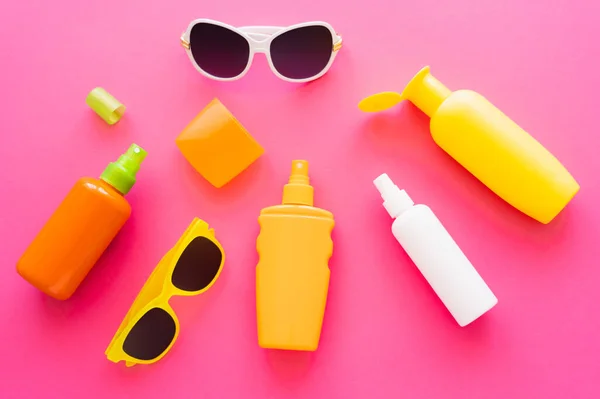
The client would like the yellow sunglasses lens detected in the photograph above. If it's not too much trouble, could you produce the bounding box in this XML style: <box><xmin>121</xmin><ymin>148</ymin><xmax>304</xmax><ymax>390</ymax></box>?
<box><xmin>122</xmin><ymin>307</ymin><xmax>176</xmax><ymax>360</ymax></box>
<box><xmin>171</xmin><ymin>236</ymin><xmax>223</xmax><ymax>292</ymax></box>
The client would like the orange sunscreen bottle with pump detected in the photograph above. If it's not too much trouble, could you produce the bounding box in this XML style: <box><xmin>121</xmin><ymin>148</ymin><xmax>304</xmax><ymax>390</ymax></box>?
<box><xmin>256</xmin><ymin>160</ymin><xmax>334</xmax><ymax>351</ymax></box>
<box><xmin>17</xmin><ymin>144</ymin><xmax>147</xmax><ymax>300</ymax></box>
<box><xmin>359</xmin><ymin>66</ymin><xmax>580</xmax><ymax>224</ymax></box>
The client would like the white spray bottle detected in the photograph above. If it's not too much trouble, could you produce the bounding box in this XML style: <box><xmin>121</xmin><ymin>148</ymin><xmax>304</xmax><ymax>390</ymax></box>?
<box><xmin>374</xmin><ymin>173</ymin><xmax>498</xmax><ymax>326</ymax></box>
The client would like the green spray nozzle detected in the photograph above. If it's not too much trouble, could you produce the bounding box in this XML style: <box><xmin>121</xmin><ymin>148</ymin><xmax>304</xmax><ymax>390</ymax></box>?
<box><xmin>100</xmin><ymin>144</ymin><xmax>147</xmax><ymax>195</ymax></box>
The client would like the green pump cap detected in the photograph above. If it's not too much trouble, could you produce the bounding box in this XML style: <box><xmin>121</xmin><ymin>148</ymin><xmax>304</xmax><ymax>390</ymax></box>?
<box><xmin>100</xmin><ymin>144</ymin><xmax>147</xmax><ymax>195</ymax></box>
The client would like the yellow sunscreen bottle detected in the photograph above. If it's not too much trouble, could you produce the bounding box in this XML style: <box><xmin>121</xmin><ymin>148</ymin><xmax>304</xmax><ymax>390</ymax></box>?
<box><xmin>359</xmin><ymin>66</ymin><xmax>580</xmax><ymax>224</ymax></box>
<box><xmin>256</xmin><ymin>160</ymin><xmax>334</xmax><ymax>351</ymax></box>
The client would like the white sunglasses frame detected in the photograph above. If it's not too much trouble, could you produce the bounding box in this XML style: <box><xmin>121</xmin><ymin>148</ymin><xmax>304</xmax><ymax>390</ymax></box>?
<box><xmin>180</xmin><ymin>19</ymin><xmax>343</xmax><ymax>83</ymax></box>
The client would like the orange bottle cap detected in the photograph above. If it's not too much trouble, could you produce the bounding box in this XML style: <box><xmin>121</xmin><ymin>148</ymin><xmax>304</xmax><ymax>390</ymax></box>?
<box><xmin>176</xmin><ymin>98</ymin><xmax>264</xmax><ymax>188</ymax></box>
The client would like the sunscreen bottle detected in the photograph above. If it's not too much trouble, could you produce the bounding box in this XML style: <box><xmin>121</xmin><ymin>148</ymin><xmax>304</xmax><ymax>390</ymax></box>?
<box><xmin>374</xmin><ymin>173</ymin><xmax>497</xmax><ymax>327</ymax></box>
<box><xmin>256</xmin><ymin>160</ymin><xmax>334</xmax><ymax>351</ymax></box>
<box><xmin>360</xmin><ymin>66</ymin><xmax>579</xmax><ymax>224</ymax></box>
<box><xmin>17</xmin><ymin>144</ymin><xmax>147</xmax><ymax>300</ymax></box>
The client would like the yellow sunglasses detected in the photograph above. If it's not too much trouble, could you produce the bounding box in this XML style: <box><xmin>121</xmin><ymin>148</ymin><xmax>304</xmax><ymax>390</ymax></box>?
<box><xmin>105</xmin><ymin>217</ymin><xmax>225</xmax><ymax>366</ymax></box>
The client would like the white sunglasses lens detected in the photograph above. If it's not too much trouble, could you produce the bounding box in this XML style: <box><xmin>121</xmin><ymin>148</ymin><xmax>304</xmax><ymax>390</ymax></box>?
<box><xmin>189</xmin><ymin>23</ymin><xmax>250</xmax><ymax>78</ymax></box>
<box><xmin>270</xmin><ymin>25</ymin><xmax>333</xmax><ymax>80</ymax></box>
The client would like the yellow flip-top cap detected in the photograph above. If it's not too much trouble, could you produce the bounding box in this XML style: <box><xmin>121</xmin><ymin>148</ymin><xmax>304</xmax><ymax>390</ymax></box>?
<box><xmin>358</xmin><ymin>66</ymin><xmax>452</xmax><ymax>116</ymax></box>
<box><xmin>176</xmin><ymin>98</ymin><xmax>265</xmax><ymax>188</ymax></box>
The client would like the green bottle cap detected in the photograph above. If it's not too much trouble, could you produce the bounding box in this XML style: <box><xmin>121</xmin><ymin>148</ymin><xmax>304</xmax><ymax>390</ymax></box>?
<box><xmin>100</xmin><ymin>144</ymin><xmax>147</xmax><ymax>195</ymax></box>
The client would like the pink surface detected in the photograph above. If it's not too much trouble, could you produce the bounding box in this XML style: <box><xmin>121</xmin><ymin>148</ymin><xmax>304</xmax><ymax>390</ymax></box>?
<box><xmin>1</xmin><ymin>1</ymin><xmax>599</xmax><ymax>398</ymax></box>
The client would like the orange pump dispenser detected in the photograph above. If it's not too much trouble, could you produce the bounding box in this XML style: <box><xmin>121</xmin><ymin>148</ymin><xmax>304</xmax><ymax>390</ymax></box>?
<box><xmin>256</xmin><ymin>160</ymin><xmax>335</xmax><ymax>351</ymax></box>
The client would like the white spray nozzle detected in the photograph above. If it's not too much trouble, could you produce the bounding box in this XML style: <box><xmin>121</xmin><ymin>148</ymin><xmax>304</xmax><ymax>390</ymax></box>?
<box><xmin>374</xmin><ymin>173</ymin><xmax>397</xmax><ymax>197</ymax></box>
<box><xmin>373</xmin><ymin>173</ymin><xmax>414</xmax><ymax>218</ymax></box>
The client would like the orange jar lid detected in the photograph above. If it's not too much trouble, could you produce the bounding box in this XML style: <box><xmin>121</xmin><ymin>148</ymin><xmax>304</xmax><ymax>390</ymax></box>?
<box><xmin>176</xmin><ymin>98</ymin><xmax>264</xmax><ymax>188</ymax></box>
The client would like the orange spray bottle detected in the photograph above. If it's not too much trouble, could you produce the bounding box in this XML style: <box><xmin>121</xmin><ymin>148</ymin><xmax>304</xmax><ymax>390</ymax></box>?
<box><xmin>17</xmin><ymin>144</ymin><xmax>147</xmax><ymax>300</ymax></box>
<box><xmin>256</xmin><ymin>160</ymin><xmax>335</xmax><ymax>351</ymax></box>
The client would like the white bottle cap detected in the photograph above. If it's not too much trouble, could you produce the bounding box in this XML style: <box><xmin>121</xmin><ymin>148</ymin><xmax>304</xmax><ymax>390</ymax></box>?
<box><xmin>373</xmin><ymin>173</ymin><xmax>414</xmax><ymax>218</ymax></box>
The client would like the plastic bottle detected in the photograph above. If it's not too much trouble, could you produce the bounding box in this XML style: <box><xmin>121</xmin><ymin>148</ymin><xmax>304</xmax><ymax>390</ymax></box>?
<box><xmin>359</xmin><ymin>66</ymin><xmax>580</xmax><ymax>224</ymax></box>
<box><xmin>17</xmin><ymin>144</ymin><xmax>147</xmax><ymax>300</ymax></box>
<box><xmin>256</xmin><ymin>160</ymin><xmax>334</xmax><ymax>351</ymax></box>
<box><xmin>374</xmin><ymin>173</ymin><xmax>497</xmax><ymax>327</ymax></box>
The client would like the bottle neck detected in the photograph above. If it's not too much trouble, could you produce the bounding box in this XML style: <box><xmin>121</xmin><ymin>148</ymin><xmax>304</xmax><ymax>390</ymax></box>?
<box><xmin>98</xmin><ymin>177</ymin><xmax>125</xmax><ymax>196</ymax></box>
<box><xmin>401</xmin><ymin>66</ymin><xmax>451</xmax><ymax>117</ymax></box>
<box><xmin>100</xmin><ymin>144</ymin><xmax>146</xmax><ymax>195</ymax></box>
<box><xmin>100</xmin><ymin>164</ymin><xmax>134</xmax><ymax>195</ymax></box>
<box><xmin>384</xmin><ymin>197</ymin><xmax>413</xmax><ymax>219</ymax></box>
<box><xmin>373</xmin><ymin>173</ymin><xmax>414</xmax><ymax>218</ymax></box>
<box><xmin>282</xmin><ymin>160</ymin><xmax>314</xmax><ymax>206</ymax></box>
<box><xmin>282</xmin><ymin>184</ymin><xmax>314</xmax><ymax>206</ymax></box>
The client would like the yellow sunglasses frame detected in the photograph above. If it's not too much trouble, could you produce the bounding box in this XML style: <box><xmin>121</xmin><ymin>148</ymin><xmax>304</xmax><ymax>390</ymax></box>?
<box><xmin>105</xmin><ymin>217</ymin><xmax>225</xmax><ymax>367</ymax></box>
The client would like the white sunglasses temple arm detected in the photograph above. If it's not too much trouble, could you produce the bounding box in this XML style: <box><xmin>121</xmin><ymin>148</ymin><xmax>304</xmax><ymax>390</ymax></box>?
<box><xmin>333</xmin><ymin>34</ymin><xmax>342</xmax><ymax>51</ymax></box>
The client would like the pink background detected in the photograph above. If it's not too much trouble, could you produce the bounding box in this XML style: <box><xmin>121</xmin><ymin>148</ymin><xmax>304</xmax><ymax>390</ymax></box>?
<box><xmin>1</xmin><ymin>0</ymin><xmax>599</xmax><ymax>398</ymax></box>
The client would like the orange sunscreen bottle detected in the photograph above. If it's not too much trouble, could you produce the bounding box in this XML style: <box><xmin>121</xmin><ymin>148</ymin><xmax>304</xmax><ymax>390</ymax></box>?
<box><xmin>256</xmin><ymin>160</ymin><xmax>334</xmax><ymax>351</ymax></box>
<box><xmin>17</xmin><ymin>144</ymin><xmax>147</xmax><ymax>300</ymax></box>
<box><xmin>359</xmin><ymin>66</ymin><xmax>580</xmax><ymax>224</ymax></box>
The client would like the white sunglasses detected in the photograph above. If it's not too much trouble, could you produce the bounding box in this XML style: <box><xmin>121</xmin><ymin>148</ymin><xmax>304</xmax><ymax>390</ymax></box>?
<box><xmin>180</xmin><ymin>19</ymin><xmax>343</xmax><ymax>82</ymax></box>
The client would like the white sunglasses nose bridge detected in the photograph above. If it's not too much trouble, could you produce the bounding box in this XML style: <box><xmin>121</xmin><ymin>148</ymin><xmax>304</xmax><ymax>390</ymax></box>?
<box><xmin>252</xmin><ymin>42</ymin><xmax>270</xmax><ymax>54</ymax></box>
<box><xmin>245</xmin><ymin>32</ymin><xmax>270</xmax><ymax>54</ymax></box>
